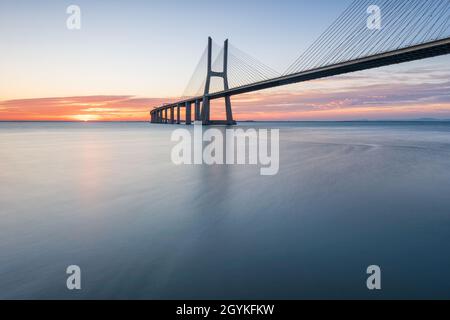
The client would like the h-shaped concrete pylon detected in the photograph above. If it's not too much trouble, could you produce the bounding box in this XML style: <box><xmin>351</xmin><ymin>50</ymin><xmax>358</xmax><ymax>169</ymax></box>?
<box><xmin>201</xmin><ymin>37</ymin><xmax>236</xmax><ymax>125</ymax></box>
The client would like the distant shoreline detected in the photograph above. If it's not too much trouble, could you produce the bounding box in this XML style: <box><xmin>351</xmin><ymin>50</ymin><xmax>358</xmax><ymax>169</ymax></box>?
<box><xmin>1</xmin><ymin>120</ymin><xmax>450</xmax><ymax>123</ymax></box>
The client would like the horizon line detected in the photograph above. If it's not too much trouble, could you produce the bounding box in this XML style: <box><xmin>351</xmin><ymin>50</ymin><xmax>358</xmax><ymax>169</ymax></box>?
<box><xmin>1</xmin><ymin>119</ymin><xmax>450</xmax><ymax>123</ymax></box>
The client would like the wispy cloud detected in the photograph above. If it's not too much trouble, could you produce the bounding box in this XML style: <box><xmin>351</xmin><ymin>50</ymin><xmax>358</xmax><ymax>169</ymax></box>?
<box><xmin>1</xmin><ymin>64</ymin><xmax>450</xmax><ymax>121</ymax></box>
<box><xmin>0</xmin><ymin>96</ymin><xmax>175</xmax><ymax>121</ymax></box>
<box><xmin>228</xmin><ymin>67</ymin><xmax>450</xmax><ymax>120</ymax></box>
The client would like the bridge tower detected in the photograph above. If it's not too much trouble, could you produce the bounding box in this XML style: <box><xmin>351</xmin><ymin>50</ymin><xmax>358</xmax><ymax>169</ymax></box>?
<box><xmin>201</xmin><ymin>37</ymin><xmax>236</xmax><ymax>125</ymax></box>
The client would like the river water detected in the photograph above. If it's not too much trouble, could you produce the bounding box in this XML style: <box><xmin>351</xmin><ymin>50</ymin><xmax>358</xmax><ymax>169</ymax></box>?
<box><xmin>1</xmin><ymin>121</ymin><xmax>450</xmax><ymax>299</ymax></box>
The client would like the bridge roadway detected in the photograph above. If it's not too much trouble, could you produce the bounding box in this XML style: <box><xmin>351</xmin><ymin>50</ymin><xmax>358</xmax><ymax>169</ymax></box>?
<box><xmin>150</xmin><ymin>37</ymin><xmax>450</xmax><ymax>124</ymax></box>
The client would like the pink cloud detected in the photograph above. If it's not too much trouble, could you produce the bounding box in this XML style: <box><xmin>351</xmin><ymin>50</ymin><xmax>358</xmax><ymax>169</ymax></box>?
<box><xmin>1</xmin><ymin>70</ymin><xmax>450</xmax><ymax>121</ymax></box>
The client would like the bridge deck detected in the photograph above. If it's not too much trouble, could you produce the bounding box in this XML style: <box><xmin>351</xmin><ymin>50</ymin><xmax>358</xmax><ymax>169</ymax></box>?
<box><xmin>152</xmin><ymin>37</ymin><xmax>450</xmax><ymax>112</ymax></box>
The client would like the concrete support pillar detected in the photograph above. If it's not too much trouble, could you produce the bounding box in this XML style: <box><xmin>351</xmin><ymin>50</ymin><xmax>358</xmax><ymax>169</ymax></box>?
<box><xmin>164</xmin><ymin>108</ymin><xmax>168</xmax><ymax>123</ymax></box>
<box><xmin>186</xmin><ymin>101</ymin><xmax>192</xmax><ymax>125</ymax></box>
<box><xmin>202</xmin><ymin>37</ymin><xmax>212</xmax><ymax>125</ymax></box>
<box><xmin>195</xmin><ymin>100</ymin><xmax>201</xmax><ymax>121</ymax></box>
<box><xmin>177</xmin><ymin>105</ymin><xmax>181</xmax><ymax>124</ymax></box>
<box><xmin>223</xmin><ymin>40</ymin><xmax>234</xmax><ymax>125</ymax></box>
<box><xmin>170</xmin><ymin>106</ymin><xmax>175</xmax><ymax>124</ymax></box>
<box><xmin>202</xmin><ymin>97</ymin><xmax>210</xmax><ymax>125</ymax></box>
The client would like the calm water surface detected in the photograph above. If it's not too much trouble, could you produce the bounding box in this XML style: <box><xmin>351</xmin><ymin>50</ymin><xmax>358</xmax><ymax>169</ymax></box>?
<box><xmin>1</xmin><ymin>121</ymin><xmax>450</xmax><ymax>299</ymax></box>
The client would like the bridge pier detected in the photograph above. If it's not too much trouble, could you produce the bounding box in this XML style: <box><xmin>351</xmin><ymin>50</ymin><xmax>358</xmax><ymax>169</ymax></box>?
<box><xmin>177</xmin><ymin>105</ymin><xmax>181</xmax><ymax>124</ymax></box>
<box><xmin>164</xmin><ymin>108</ymin><xmax>168</xmax><ymax>123</ymax></box>
<box><xmin>186</xmin><ymin>102</ymin><xmax>192</xmax><ymax>125</ymax></box>
<box><xmin>195</xmin><ymin>100</ymin><xmax>201</xmax><ymax>121</ymax></box>
<box><xmin>169</xmin><ymin>106</ymin><xmax>174</xmax><ymax>124</ymax></box>
<box><xmin>201</xmin><ymin>97</ymin><xmax>210</xmax><ymax>124</ymax></box>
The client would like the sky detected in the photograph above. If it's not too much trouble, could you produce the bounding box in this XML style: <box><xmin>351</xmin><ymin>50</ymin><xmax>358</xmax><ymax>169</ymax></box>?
<box><xmin>1</xmin><ymin>0</ymin><xmax>450</xmax><ymax>121</ymax></box>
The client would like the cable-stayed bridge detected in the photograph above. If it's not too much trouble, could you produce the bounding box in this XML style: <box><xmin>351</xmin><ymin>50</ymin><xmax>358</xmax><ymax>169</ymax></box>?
<box><xmin>150</xmin><ymin>0</ymin><xmax>450</xmax><ymax>125</ymax></box>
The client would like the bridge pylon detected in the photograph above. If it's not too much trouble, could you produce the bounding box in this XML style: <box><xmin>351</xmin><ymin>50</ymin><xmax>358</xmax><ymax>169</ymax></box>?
<box><xmin>201</xmin><ymin>37</ymin><xmax>236</xmax><ymax>125</ymax></box>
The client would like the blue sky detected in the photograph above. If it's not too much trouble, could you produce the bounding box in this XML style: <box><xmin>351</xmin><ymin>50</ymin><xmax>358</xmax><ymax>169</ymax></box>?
<box><xmin>1</xmin><ymin>0</ymin><xmax>354</xmax><ymax>99</ymax></box>
<box><xmin>1</xmin><ymin>0</ymin><xmax>449</xmax><ymax>121</ymax></box>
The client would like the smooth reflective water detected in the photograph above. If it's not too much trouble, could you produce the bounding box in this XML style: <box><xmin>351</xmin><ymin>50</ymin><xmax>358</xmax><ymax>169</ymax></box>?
<box><xmin>1</xmin><ymin>121</ymin><xmax>450</xmax><ymax>299</ymax></box>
